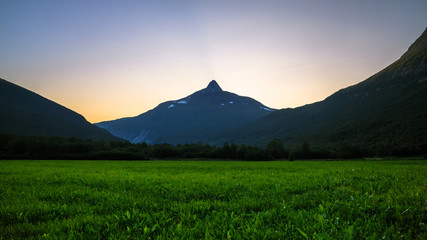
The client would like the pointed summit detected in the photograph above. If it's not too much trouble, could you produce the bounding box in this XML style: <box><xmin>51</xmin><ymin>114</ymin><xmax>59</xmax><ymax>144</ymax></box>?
<box><xmin>96</xmin><ymin>78</ymin><xmax>275</xmax><ymax>144</ymax></box>
<box><xmin>206</xmin><ymin>80</ymin><xmax>222</xmax><ymax>92</ymax></box>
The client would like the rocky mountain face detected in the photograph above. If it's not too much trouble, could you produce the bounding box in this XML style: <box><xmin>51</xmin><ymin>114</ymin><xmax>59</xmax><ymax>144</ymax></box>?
<box><xmin>96</xmin><ymin>80</ymin><xmax>275</xmax><ymax>144</ymax></box>
<box><xmin>214</xmin><ymin>28</ymin><xmax>427</xmax><ymax>155</ymax></box>
<box><xmin>0</xmin><ymin>78</ymin><xmax>120</xmax><ymax>141</ymax></box>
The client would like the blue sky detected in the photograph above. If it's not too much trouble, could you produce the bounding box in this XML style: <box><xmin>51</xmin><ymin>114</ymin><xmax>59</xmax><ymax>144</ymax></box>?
<box><xmin>1</xmin><ymin>0</ymin><xmax>426</xmax><ymax>122</ymax></box>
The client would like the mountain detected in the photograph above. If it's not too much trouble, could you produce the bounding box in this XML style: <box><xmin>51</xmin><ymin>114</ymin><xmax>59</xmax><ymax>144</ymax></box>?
<box><xmin>0</xmin><ymin>78</ymin><xmax>119</xmax><ymax>141</ymax></box>
<box><xmin>95</xmin><ymin>80</ymin><xmax>275</xmax><ymax>144</ymax></box>
<box><xmin>215</xmin><ymin>28</ymin><xmax>427</xmax><ymax>155</ymax></box>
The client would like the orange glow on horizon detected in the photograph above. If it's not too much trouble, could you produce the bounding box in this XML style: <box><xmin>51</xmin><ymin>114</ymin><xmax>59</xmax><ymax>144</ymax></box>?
<box><xmin>1</xmin><ymin>1</ymin><xmax>426</xmax><ymax>123</ymax></box>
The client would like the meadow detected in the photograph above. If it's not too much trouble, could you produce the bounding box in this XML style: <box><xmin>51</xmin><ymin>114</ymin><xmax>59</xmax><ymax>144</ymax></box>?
<box><xmin>0</xmin><ymin>160</ymin><xmax>426</xmax><ymax>239</ymax></box>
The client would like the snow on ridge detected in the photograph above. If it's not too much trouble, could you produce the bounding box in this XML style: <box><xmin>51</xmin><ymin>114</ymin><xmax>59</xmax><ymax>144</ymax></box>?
<box><xmin>260</xmin><ymin>107</ymin><xmax>273</xmax><ymax>111</ymax></box>
<box><xmin>168</xmin><ymin>104</ymin><xmax>175</xmax><ymax>109</ymax></box>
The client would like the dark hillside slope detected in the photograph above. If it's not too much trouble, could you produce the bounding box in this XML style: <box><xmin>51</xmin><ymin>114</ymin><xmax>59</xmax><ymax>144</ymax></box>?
<box><xmin>216</xmin><ymin>28</ymin><xmax>427</xmax><ymax>155</ymax></box>
<box><xmin>0</xmin><ymin>79</ymin><xmax>119</xmax><ymax>141</ymax></box>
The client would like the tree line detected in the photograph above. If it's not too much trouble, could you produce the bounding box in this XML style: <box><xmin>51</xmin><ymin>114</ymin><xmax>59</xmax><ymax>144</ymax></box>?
<box><xmin>0</xmin><ymin>134</ymin><xmax>424</xmax><ymax>160</ymax></box>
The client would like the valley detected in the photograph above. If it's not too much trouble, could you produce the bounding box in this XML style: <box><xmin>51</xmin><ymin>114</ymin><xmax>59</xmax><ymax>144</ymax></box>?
<box><xmin>1</xmin><ymin>29</ymin><xmax>426</xmax><ymax>157</ymax></box>
<box><xmin>1</xmin><ymin>2</ymin><xmax>426</xmax><ymax>239</ymax></box>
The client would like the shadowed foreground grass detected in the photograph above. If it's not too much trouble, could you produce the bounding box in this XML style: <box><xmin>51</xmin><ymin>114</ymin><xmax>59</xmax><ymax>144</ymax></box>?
<box><xmin>1</xmin><ymin>160</ymin><xmax>426</xmax><ymax>239</ymax></box>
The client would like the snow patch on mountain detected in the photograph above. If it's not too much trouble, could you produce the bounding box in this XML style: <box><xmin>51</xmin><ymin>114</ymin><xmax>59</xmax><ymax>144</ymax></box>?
<box><xmin>260</xmin><ymin>107</ymin><xmax>274</xmax><ymax>111</ymax></box>
<box><xmin>132</xmin><ymin>129</ymin><xmax>152</xmax><ymax>144</ymax></box>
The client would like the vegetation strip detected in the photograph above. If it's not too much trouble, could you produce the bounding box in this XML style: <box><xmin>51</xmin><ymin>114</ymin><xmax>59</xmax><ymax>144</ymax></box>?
<box><xmin>2</xmin><ymin>135</ymin><xmax>425</xmax><ymax>161</ymax></box>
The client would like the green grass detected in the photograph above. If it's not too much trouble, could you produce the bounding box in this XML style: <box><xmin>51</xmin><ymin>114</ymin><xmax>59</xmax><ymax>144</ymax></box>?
<box><xmin>1</xmin><ymin>160</ymin><xmax>426</xmax><ymax>239</ymax></box>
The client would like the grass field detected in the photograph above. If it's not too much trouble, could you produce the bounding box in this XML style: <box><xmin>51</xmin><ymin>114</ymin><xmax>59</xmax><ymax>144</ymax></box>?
<box><xmin>0</xmin><ymin>160</ymin><xmax>426</xmax><ymax>239</ymax></box>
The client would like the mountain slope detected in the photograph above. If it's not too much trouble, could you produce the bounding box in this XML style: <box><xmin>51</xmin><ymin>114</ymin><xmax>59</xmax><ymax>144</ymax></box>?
<box><xmin>0</xmin><ymin>79</ymin><xmax>119</xmax><ymax>141</ymax></box>
<box><xmin>215</xmin><ymin>28</ymin><xmax>427</xmax><ymax>154</ymax></box>
<box><xmin>96</xmin><ymin>80</ymin><xmax>275</xmax><ymax>144</ymax></box>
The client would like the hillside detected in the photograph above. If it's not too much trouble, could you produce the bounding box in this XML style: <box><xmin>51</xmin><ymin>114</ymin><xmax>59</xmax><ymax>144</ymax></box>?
<box><xmin>0</xmin><ymin>79</ymin><xmax>119</xmax><ymax>141</ymax></box>
<box><xmin>96</xmin><ymin>80</ymin><xmax>275</xmax><ymax>144</ymax></box>
<box><xmin>215</xmin><ymin>28</ymin><xmax>427</xmax><ymax>155</ymax></box>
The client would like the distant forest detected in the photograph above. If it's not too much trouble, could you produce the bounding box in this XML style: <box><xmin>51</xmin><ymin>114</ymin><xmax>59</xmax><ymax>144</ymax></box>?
<box><xmin>0</xmin><ymin>134</ymin><xmax>425</xmax><ymax>160</ymax></box>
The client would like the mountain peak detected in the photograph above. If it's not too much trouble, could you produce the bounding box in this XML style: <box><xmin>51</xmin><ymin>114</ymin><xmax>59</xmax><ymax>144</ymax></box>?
<box><xmin>206</xmin><ymin>80</ymin><xmax>222</xmax><ymax>92</ymax></box>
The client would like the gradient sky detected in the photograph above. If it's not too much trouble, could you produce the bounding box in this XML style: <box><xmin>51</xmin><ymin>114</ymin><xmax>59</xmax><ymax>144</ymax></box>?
<box><xmin>1</xmin><ymin>1</ymin><xmax>426</xmax><ymax>123</ymax></box>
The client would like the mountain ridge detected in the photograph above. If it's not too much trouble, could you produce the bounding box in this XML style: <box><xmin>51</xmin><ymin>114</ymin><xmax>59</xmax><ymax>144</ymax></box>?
<box><xmin>213</xmin><ymin>28</ymin><xmax>427</xmax><ymax>155</ymax></box>
<box><xmin>0</xmin><ymin>78</ymin><xmax>120</xmax><ymax>141</ymax></box>
<box><xmin>96</xmin><ymin>80</ymin><xmax>275</xmax><ymax>144</ymax></box>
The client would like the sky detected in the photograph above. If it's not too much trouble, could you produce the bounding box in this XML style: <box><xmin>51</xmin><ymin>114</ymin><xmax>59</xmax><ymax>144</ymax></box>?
<box><xmin>1</xmin><ymin>1</ymin><xmax>426</xmax><ymax>123</ymax></box>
